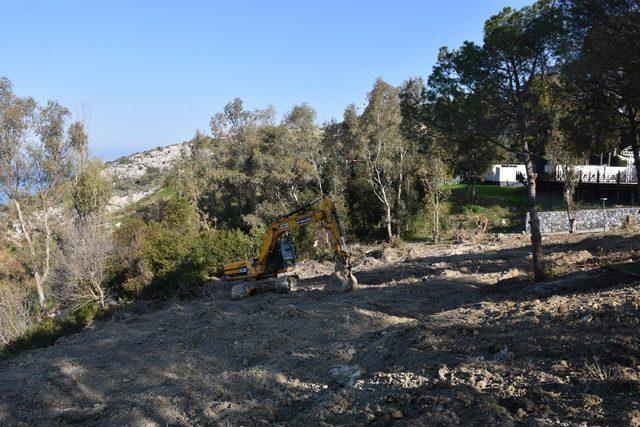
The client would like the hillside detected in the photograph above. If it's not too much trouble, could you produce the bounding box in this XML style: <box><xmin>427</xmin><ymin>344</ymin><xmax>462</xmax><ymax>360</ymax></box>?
<box><xmin>1</xmin><ymin>232</ymin><xmax>639</xmax><ymax>425</ymax></box>
<box><xmin>103</xmin><ymin>143</ymin><xmax>187</xmax><ymax>211</ymax></box>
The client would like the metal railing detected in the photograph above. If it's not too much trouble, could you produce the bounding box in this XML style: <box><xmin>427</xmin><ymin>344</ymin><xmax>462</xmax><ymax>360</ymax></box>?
<box><xmin>543</xmin><ymin>170</ymin><xmax>637</xmax><ymax>185</ymax></box>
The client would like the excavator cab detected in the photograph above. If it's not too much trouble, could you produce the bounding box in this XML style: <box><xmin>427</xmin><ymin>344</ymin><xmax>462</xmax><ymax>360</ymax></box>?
<box><xmin>279</xmin><ymin>239</ymin><xmax>296</xmax><ymax>269</ymax></box>
<box><xmin>265</xmin><ymin>239</ymin><xmax>296</xmax><ymax>276</ymax></box>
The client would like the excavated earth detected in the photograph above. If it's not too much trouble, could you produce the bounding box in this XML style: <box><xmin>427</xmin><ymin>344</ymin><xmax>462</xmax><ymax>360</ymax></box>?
<box><xmin>2</xmin><ymin>231</ymin><xmax>640</xmax><ymax>426</ymax></box>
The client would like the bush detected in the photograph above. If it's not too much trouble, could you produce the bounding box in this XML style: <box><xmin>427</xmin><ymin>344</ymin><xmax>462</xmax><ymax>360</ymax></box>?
<box><xmin>73</xmin><ymin>301</ymin><xmax>101</xmax><ymax>325</ymax></box>
<box><xmin>195</xmin><ymin>228</ymin><xmax>257</xmax><ymax>279</ymax></box>
<box><xmin>53</xmin><ymin>216</ymin><xmax>113</xmax><ymax>310</ymax></box>
<box><xmin>0</xmin><ymin>294</ymin><xmax>113</xmax><ymax>359</ymax></box>
<box><xmin>142</xmin><ymin>224</ymin><xmax>195</xmax><ymax>278</ymax></box>
<box><xmin>109</xmin><ymin>195</ymin><xmax>261</xmax><ymax>301</ymax></box>
<box><xmin>71</xmin><ymin>161</ymin><xmax>112</xmax><ymax>218</ymax></box>
<box><xmin>405</xmin><ymin>205</ymin><xmax>451</xmax><ymax>242</ymax></box>
<box><xmin>160</xmin><ymin>196</ymin><xmax>199</xmax><ymax>233</ymax></box>
<box><xmin>1</xmin><ymin>313</ymin><xmax>88</xmax><ymax>358</ymax></box>
<box><xmin>463</xmin><ymin>204</ymin><xmax>484</xmax><ymax>214</ymax></box>
<box><xmin>110</xmin><ymin>215</ymin><xmax>150</xmax><ymax>296</ymax></box>
<box><xmin>0</xmin><ymin>282</ymin><xmax>32</xmax><ymax>346</ymax></box>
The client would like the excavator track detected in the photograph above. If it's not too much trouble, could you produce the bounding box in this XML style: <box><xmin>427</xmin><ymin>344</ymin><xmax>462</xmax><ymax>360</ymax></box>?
<box><xmin>231</xmin><ymin>276</ymin><xmax>297</xmax><ymax>300</ymax></box>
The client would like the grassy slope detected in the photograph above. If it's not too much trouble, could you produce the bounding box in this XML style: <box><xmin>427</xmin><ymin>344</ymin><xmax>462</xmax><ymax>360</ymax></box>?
<box><xmin>408</xmin><ymin>184</ymin><xmax>528</xmax><ymax>241</ymax></box>
<box><xmin>449</xmin><ymin>183</ymin><xmax>528</xmax><ymax>229</ymax></box>
<box><xmin>408</xmin><ymin>182</ymin><xmax>612</xmax><ymax>242</ymax></box>
<box><xmin>109</xmin><ymin>185</ymin><xmax>175</xmax><ymax>226</ymax></box>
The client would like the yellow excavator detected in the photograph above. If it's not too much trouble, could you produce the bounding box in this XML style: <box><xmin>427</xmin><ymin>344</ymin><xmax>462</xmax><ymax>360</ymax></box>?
<box><xmin>222</xmin><ymin>195</ymin><xmax>357</xmax><ymax>299</ymax></box>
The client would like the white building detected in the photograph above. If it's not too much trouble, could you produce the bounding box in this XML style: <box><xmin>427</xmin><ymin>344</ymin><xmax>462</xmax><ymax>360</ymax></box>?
<box><xmin>484</xmin><ymin>162</ymin><xmax>637</xmax><ymax>186</ymax></box>
<box><xmin>484</xmin><ymin>164</ymin><xmax>528</xmax><ymax>186</ymax></box>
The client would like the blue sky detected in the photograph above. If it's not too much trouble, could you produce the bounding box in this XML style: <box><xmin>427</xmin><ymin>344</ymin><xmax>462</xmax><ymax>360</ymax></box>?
<box><xmin>2</xmin><ymin>0</ymin><xmax>533</xmax><ymax>160</ymax></box>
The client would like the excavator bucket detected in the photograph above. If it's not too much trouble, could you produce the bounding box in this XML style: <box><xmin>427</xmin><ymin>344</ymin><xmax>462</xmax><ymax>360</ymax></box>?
<box><xmin>330</xmin><ymin>261</ymin><xmax>358</xmax><ymax>291</ymax></box>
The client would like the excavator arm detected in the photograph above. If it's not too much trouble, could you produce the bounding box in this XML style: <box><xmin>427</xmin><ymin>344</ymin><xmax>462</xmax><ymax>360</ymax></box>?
<box><xmin>255</xmin><ymin>196</ymin><xmax>350</xmax><ymax>268</ymax></box>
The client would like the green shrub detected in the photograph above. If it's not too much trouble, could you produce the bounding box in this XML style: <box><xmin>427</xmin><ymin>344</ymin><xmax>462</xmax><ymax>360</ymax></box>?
<box><xmin>73</xmin><ymin>301</ymin><xmax>101</xmax><ymax>325</ymax></box>
<box><xmin>160</xmin><ymin>196</ymin><xmax>199</xmax><ymax>233</ymax></box>
<box><xmin>0</xmin><ymin>301</ymin><xmax>106</xmax><ymax>359</ymax></box>
<box><xmin>110</xmin><ymin>195</ymin><xmax>260</xmax><ymax>301</ymax></box>
<box><xmin>143</xmin><ymin>224</ymin><xmax>195</xmax><ymax>277</ymax></box>
<box><xmin>404</xmin><ymin>205</ymin><xmax>451</xmax><ymax>242</ymax></box>
<box><xmin>72</xmin><ymin>161</ymin><xmax>112</xmax><ymax>218</ymax></box>
<box><xmin>463</xmin><ymin>204</ymin><xmax>484</xmax><ymax>214</ymax></box>
<box><xmin>290</xmin><ymin>225</ymin><xmax>325</xmax><ymax>260</ymax></box>
<box><xmin>195</xmin><ymin>228</ymin><xmax>257</xmax><ymax>279</ymax></box>
<box><xmin>1</xmin><ymin>316</ymin><xmax>82</xmax><ymax>358</ymax></box>
<box><xmin>135</xmin><ymin>224</ymin><xmax>257</xmax><ymax>299</ymax></box>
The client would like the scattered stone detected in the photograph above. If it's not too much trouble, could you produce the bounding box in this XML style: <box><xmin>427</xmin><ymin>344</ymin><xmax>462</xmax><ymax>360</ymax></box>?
<box><xmin>437</xmin><ymin>364</ymin><xmax>450</xmax><ymax>381</ymax></box>
<box><xmin>330</xmin><ymin>365</ymin><xmax>362</xmax><ymax>387</ymax></box>
<box><xmin>582</xmin><ymin>394</ymin><xmax>602</xmax><ymax>407</ymax></box>
<box><xmin>493</xmin><ymin>347</ymin><xmax>515</xmax><ymax>362</ymax></box>
<box><xmin>389</xmin><ymin>409</ymin><xmax>404</xmax><ymax>419</ymax></box>
<box><xmin>580</xmin><ymin>313</ymin><xmax>594</xmax><ymax>323</ymax></box>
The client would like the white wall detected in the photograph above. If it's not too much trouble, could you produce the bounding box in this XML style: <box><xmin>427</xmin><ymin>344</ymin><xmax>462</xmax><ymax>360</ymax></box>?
<box><xmin>485</xmin><ymin>164</ymin><xmax>528</xmax><ymax>185</ymax></box>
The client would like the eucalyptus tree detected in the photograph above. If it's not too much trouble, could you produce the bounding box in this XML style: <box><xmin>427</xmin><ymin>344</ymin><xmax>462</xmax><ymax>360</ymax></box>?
<box><xmin>171</xmin><ymin>130</ymin><xmax>216</xmax><ymax>227</ymax></box>
<box><xmin>358</xmin><ymin>78</ymin><xmax>413</xmax><ymax>240</ymax></box>
<box><xmin>0</xmin><ymin>77</ymin><xmax>82</xmax><ymax>308</ymax></box>
<box><xmin>71</xmin><ymin>160</ymin><xmax>112</xmax><ymax>219</ymax></box>
<box><xmin>204</xmin><ymin>99</ymin><xmax>322</xmax><ymax>231</ymax></box>
<box><xmin>282</xmin><ymin>104</ymin><xmax>323</xmax><ymax>198</ymax></box>
<box><xmin>399</xmin><ymin>77</ymin><xmax>450</xmax><ymax>241</ymax></box>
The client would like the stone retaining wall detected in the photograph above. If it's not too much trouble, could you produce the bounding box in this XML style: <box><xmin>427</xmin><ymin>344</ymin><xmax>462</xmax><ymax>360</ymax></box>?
<box><xmin>526</xmin><ymin>207</ymin><xmax>640</xmax><ymax>235</ymax></box>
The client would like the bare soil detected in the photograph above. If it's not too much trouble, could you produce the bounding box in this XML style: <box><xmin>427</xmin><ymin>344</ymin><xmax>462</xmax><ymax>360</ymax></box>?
<box><xmin>2</xmin><ymin>231</ymin><xmax>640</xmax><ymax>426</ymax></box>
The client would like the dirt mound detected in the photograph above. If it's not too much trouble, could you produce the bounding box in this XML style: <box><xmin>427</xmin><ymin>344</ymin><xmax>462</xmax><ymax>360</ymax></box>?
<box><xmin>294</xmin><ymin>260</ymin><xmax>336</xmax><ymax>279</ymax></box>
<box><xmin>1</xmin><ymin>232</ymin><xmax>640</xmax><ymax>425</ymax></box>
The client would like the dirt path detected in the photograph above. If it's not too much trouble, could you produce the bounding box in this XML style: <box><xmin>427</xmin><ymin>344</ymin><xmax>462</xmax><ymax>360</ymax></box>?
<box><xmin>1</xmin><ymin>232</ymin><xmax>640</xmax><ymax>425</ymax></box>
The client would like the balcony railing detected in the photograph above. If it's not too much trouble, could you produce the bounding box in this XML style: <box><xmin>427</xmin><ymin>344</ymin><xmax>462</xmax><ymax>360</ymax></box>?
<box><xmin>542</xmin><ymin>170</ymin><xmax>637</xmax><ymax>185</ymax></box>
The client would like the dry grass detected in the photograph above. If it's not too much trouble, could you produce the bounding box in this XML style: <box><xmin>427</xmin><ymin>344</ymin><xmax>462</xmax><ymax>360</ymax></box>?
<box><xmin>584</xmin><ymin>357</ymin><xmax>613</xmax><ymax>381</ymax></box>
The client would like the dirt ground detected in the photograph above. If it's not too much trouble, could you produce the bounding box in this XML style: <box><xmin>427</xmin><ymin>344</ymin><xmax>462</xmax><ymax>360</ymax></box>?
<box><xmin>1</xmin><ymin>231</ymin><xmax>640</xmax><ymax>426</ymax></box>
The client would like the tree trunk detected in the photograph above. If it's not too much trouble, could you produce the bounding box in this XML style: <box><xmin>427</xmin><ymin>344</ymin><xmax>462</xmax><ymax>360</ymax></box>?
<box><xmin>95</xmin><ymin>283</ymin><xmax>106</xmax><ymax>309</ymax></box>
<box><xmin>14</xmin><ymin>199</ymin><xmax>47</xmax><ymax>309</ymax></box>
<box><xmin>563</xmin><ymin>167</ymin><xmax>577</xmax><ymax>233</ymax></box>
<box><xmin>433</xmin><ymin>191</ymin><xmax>440</xmax><ymax>243</ymax></box>
<box><xmin>523</xmin><ymin>148</ymin><xmax>546</xmax><ymax>281</ymax></box>
<box><xmin>467</xmin><ymin>177</ymin><xmax>476</xmax><ymax>203</ymax></box>
<box><xmin>393</xmin><ymin>170</ymin><xmax>403</xmax><ymax>238</ymax></box>
<box><xmin>310</xmin><ymin>157</ymin><xmax>324</xmax><ymax>196</ymax></box>
<box><xmin>34</xmin><ymin>272</ymin><xmax>46</xmax><ymax>309</ymax></box>
<box><xmin>374</xmin><ymin>168</ymin><xmax>394</xmax><ymax>241</ymax></box>
<box><xmin>566</xmin><ymin>196</ymin><xmax>577</xmax><ymax>233</ymax></box>
<box><xmin>385</xmin><ymin>203</ymin><xmax>393</xmax><ymax>241</ymax></box>
<box><xmin>630</xmin><ymin>120</ymin><xmax>640</xmax><ymax>205</ymax></box>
